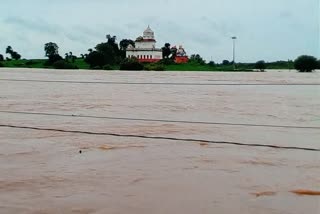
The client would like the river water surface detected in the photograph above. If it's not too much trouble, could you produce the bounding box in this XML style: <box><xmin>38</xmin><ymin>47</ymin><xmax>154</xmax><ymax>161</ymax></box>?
<box><xmin>0</xmin><ymin>68</ymin><xmax>319</xmax><ymax>213</ymax></box>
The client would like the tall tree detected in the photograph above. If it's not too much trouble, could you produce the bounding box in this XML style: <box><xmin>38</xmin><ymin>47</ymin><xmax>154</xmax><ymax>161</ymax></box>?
<box><xmin>119</xmin><ymin>39</ymin><xmax>135</xmax><ymax>51</ymax></box>
<box><xmin>6</xmin><ymin>46</ymin><xmax>21</xmax><ymax>60</ymax></box>
<box><xmin>65</xmin><ymin>53</ymin><xmax>69</xmax><ymax>61</ymax></box>
<box><xmin>6</xmin><ymin>46</ymin><xmax>13</xmax><ymax>54</ymax></box>
<box><xmin>119</xmin><ymin>39</ymin><xmax>135</xmax><ymax>59</ymax></box>
<box><xmin>44</xmin><ymin>42</ymin><xmax>62</xmax><ymax>65</ymax></box>
<box><xmin>162</xmin><ymin>43</ymin><xmax>171</xmax><ymax>59</ymax></box>
<box><xmin>44</xmin><ymin>42</ymin><xmax>59</xmax><ymax>57</ymax></box>
<box><xmin>11</xmin><ymin>52</ymin><xmax>21</xmax><ymax>60</ymax></box>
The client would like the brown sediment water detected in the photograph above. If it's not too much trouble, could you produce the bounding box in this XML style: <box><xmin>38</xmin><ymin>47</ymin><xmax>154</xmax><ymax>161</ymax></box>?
<box><xmin>291</xmin><ymin>190</ymin><xmax>320</xmax><ymax>196</ymax></box>
<box><xmin>0</xmin><ymin>68</ymin><xmax>319</xmax><ymax>214</ymax></box>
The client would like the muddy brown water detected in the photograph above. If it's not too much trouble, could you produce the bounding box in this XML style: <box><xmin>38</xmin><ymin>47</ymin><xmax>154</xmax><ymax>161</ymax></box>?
<box><xmin>0</xmin><ymin>68</ymin><xmax>319</xmax><ymax>213</ymax></box>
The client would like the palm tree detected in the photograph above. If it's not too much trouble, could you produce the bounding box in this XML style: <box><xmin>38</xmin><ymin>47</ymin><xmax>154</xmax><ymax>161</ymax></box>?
<box><xmin>65</xmin><ymin>53</ymin><xmax>69</xmax><ymax>62</ymax></box>
<box><xmin>6</xmin><ymin>46</ymin><xmax>13</xmax><ymax>54</ymax></box>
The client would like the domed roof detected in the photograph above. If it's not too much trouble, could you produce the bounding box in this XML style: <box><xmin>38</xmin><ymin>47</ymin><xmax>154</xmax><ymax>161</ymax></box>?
<box><xmin>143</xmin><ymin>25</ymin><xmax>155</xmax><ymax>40</ymax></box>
<box><xmin>144</xmin><ymin>25</ymin><xmax>154</xmax><ymax>33</ymax></box>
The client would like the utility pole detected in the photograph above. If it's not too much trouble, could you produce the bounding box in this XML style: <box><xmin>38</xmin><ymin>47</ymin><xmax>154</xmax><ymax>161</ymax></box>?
<box><xmin>232</xmin><ymin>36</ymin><xmax>237</xmax><ymax>70</ymax></box>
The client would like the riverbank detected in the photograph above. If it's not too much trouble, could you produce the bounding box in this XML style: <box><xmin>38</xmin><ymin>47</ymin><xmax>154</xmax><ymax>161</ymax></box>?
<box><xmin>0</xmin><ymin>58</ymin><xmax>296</xmax><ymax>71</ymax></box>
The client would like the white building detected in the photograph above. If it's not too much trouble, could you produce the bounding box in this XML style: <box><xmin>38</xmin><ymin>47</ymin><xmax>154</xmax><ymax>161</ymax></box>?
<box><xmin>126</xmin><ymin>26</ymin><xmax>162</xmax><ymax>63</ymax></box>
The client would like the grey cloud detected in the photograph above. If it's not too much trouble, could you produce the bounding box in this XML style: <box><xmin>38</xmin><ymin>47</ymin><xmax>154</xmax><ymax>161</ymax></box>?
<box><xmin>0</xmin><ymin>0</ymin><xmax>318</xmax><ymax>61</ymax></box>
<box><xmin>4</xmin><ymin>17</ymin><xmax>61</xmax><ymax>35</ymax></box>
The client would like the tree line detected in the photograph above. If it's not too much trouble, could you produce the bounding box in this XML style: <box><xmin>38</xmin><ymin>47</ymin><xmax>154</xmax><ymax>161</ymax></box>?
<box><xmin>1</xmin><ymin>34</ymin><xmax>320</xmax><ymax>72</ymax></box>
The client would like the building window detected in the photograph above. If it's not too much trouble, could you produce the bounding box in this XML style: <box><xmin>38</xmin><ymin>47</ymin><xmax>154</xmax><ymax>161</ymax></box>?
<box><xmin>147</xmin><ymin>55</ymin><xmax>149</xmax><ymax>59</ymax></box>
<box><xmin>150</xmin><ymin>55</ymin><xmax>153</xmax><ymax>59</ymax></box>
<box><xmin>144</xmin><ymin>55</ymin><xmax>146</xmax><ymax>59</ymax></box>
<box><xmin>137</xmin><ymin>55</ymin><xmax>140</xmax><ymax>59</ymax></box>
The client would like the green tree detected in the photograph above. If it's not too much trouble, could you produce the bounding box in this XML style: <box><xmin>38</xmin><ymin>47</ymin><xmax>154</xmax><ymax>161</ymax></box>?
<box><xmin>85</xmin><ymin>51</ymin><xmax>105</xmax><ymax>68</ymax></box>
<box><xmin>162</xmin><ymin>43</ymin><xmax>171</xmax><ymax>59</ymax></box>
<box><xmin>0</xmin><ymin>54</ymin><xmax>4</xmax><ymax>61</ymax></box>
<box><xmin>208</xmin><ymin>61</ymin><xmax>216</xmax><ymax>66</ymax></box>
<box><xmin>6</xmin><ymin>46</ymin><xmax>21</xmax><ymax>60</ymax></box>
<box><xmin>222</xmin><ymin>60</ymin><xmax>230</xmax><ymax>65</ymax></box>
<box><xmin>44</xmin><ymin>42</ymin><xmax>59</xmax><ymax>57</ymax></box>
<box><xmin>119</xmin><ymin>39</ymin><xmax>135</xmax><ymax>59</ymax></box>
<box><xmin>95</xmin><ymin>42</ymin><xmax>118</xmax><ymax>65</ymax></box>
<box><xmin>119</xmin><ymin>39</ymin><xmax>135</xmax><ymax>51</ymax></box>
<box><xmin>6</xmin><ymin>46</ymin><xmax>13</xmax><ymax>55</ymax></box>
<box><xmin>255</xmin><ymin>60</ymin><xmax>267</xmax><ymax>71</ymax></box>
<box><xmin>189</xmin><ymin>54</ymin><xmax>206</xmax><ymax>65</ymax></box>
<box><xmin>11</xmin><ymin>52</ymin><xmax>21</xmax><ymax>60</ymax></box>
<box><xmin>44</xmin><ymin>42</ymin><xmax>62</xmax><ymax>65</ymax></box>
<box><xmin>294</xmin><ymin>55</ymin><xmax>318</xmax><ymax>72</ymax></box>
<box><xmin>65</xmin><ymin>53</ymin><xmax>69</xmax><ymax>61</ymax></box>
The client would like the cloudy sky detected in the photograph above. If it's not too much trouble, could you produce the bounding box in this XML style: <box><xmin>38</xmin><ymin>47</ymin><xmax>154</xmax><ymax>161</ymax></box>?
<box><xmin>0</xmin><ymin>0</ymin><xmax>319</xmax><ymax>62</ymax></box>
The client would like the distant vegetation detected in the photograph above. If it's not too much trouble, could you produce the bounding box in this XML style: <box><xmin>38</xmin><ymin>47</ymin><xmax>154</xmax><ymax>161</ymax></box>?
<box><xmin>255</xmin><ymin>60</ymin><xmax>266</xmax><ymax>72</ymax></box>
<box><xmin>0</xmin><ymin>34</ymin><xmax>319</xmax><ymax>72</ymax></box>
<box><xmin>5</xmin><ymin>46</ymin><xmax>21</xmax><ymax>60</ymax></box>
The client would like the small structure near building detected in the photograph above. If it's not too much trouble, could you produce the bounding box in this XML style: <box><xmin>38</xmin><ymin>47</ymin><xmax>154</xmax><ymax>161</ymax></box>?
<box><xmin>174</xmin><ymin>45</ymin><xmax>189</xmax><ymax>64</ymax></box>
<box><xmin>126</xmin><ymin>26</ymin><xmax>162</xmax><ymax>63</ymax></box>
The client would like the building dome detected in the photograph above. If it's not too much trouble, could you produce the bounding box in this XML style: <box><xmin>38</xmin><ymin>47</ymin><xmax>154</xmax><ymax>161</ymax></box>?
<box><xmin>143</xmin><ymin>25</ymin><xmax>155</xmax><ymax>40</ymax></box>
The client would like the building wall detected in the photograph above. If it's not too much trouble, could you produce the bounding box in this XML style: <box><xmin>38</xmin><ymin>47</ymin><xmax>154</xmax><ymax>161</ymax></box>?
<box><xmin>135</xmin><ymin>41</ymin><xmax>156</xmax><ymax>49</ymax></box>
<box><xmin>126</xmin><ymin>50</ymin><xmax>162</xmax><ymax>62</ymax></box>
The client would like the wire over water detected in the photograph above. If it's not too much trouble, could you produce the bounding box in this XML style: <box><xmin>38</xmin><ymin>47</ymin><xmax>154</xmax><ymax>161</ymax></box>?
<box><xmin>1</xmin><ymin>110</ymin><xmax>319</xmax><ymax>130</ymax></box>
<box><xmin>0</xmin><ymin>124</ymin><xmax>319</xmax><ymax>152</ymax></box>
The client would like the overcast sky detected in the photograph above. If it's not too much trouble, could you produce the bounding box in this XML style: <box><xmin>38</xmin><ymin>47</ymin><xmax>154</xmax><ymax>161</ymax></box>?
<box><xmin>0</xmin><ymin>0</ymin><xmax>319</xmax><ymax>62</ymax></box>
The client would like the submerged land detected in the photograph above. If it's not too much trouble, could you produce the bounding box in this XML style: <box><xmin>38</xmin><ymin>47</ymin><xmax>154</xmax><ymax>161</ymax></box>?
<box><xmin>0</xmin><ymin>68</ymin><xmax>319</xmax><ymax>213</ymax></box>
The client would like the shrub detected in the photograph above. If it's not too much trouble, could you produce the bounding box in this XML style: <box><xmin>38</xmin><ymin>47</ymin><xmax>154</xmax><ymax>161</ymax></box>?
<box><xmin>222</xmin><ymin>60</ymin><xmax>230</xmax><ymax>65</ymax></box>
<box><xmin>103</xmin><ymin>64</ymin><xmax>113</xmax><ymax>70</ymax></box>
<box><xmin>294</xmin><ymin>55</ymin><xmax>318</xmax><ymax>72</ymax></box>
<box><xmin>45</xmin><ymin>54</ymin><xmax>63</xmax><ymax>66</ymax></box>
<box><xmin>14</xmin><ymin>63</ymin><xmax>25</xmax><ymax>67</ymax></box>
<box><xmin>0</xmin><ymin>62</ymin><xmax>4</xmax><ymax>67</ymax></box>
<box><xmin>255</xmin><ymin>60</ymin><xmax>267</xmax><ymax>71</ymax></box>
<box><xmin>120</xmin><ymin>58</ymin><xmax>143</xmax><ymax>71</ymax></box>
<box><xmin>52</xmin><ymin>60</ymin><xmax>78</xmax><ymax>69</ymax></box>
<box><xmin>189</xmin><ymin>54</ymin><xmax>206</xmax><ymax>65</ymax></box>
<box><xmin>85</xmin><ymin>51</ymin><xmax>105</xmax><ymax>68</ymax></box>
<box><xmin>25</xmin><ymin>60</ymin><xmax>39</xmax><ymax>66</ymax></box>
<box><xmin>144</xmin><ymin>63</ymin><xmax>165</xmax><ymax>71</ymax></box>
<box><xmin>208</xmin><ymin>61</ymin><xmax>216</xmax><ymax>67</ymax></box>
<box><xmin>159</xmin><ymin>58</ymin><xmax>175</xmax><ymax>65</ymax></box>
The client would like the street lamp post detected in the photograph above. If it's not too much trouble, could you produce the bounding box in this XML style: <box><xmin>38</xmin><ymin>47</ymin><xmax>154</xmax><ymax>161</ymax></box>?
<box><xmin>231</xmin><ymin>36</ymin><xmax>237</xmax><ymax>70</ymax></box>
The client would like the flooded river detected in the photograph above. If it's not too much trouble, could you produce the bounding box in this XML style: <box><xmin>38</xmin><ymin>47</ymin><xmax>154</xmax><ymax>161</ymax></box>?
<box><xmin>0</xmin><ymin>68</ymin><xmax>319</xmax><ymax>213</ymax></box>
